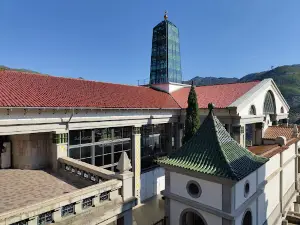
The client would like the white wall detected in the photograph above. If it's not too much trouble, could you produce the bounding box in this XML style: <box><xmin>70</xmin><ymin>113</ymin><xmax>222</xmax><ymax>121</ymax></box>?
<box><xmin>170</xmin><ymin>172</ymin><xmax>222</xmax><ymax>210</ymax></box>
<box><xmin>169</xmin><ymin>199</ymin><xmax>222</xmax><ymax>225</ymax></box>
<box><xmin>282</xmin><ymin>160</ymin><xmax>295</xmax><ymax>195</ymax></box>
<box><xmin>282</xmin><ymin>144</ymin><xmax>295</xmax><ymax>164</ymax></box>
<box><xmin>140</xmin><ymin>167</ymin><xmax>165</xmax><ymax>202</ymax></box>
<box><xmin>257</xmin><ymin>154</ymin><xmax>280</xmax><ymax>185</ymax></box>
<box><xmin>234</xmin><ymin>171</ymin><xmax>257</xmax><ymax>209</ymax></box>
<box><xmin>235</xmin><ymin>200</ymin><xmax>257</xmax><ymax>225</ymax></box>
<box><xmin>238</xmin><ymin>81</ymin><xmax>288</xmax><ymax>117</ymax></box>
<box><xmin>257</xmin><ymin>173</ymin><xmax>280</xmax><ymax>225</ymax></box>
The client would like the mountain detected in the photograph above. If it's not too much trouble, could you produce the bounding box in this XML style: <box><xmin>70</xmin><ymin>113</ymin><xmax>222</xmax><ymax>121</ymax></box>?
<box><xmin>186</xmin><ymin>64</ymin><xmax>300</xmax><ymax>123</ymax></box>
<box><xmin>0</xmin><ymin>65</ymin><xmax>41</xmax><ymax>74</ymax></box>
<box><xmin>184</xmin><ymin>76</ymin><xmax>238</xmax><ymax>86</ymax></box>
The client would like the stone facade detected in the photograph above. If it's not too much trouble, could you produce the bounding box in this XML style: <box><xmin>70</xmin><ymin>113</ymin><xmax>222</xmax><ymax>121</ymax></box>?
<box><xmin>10</xmin><ymin>132</ymin><xmax>52</xmax><ymax>169</ymax></box>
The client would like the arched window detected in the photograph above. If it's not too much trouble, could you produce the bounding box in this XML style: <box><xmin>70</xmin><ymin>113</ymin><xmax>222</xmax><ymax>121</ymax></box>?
<box><xmin>263</xmin><ymin>91</ymin><xmax>276</xmax><ymax>115</ymax></box>
<box><xmin>281</xmin><ymin>106</ymin><xmax>284</xmax><ymax>113</ymax></box>
<box><xmin>242</xmin><ymin>210</ymin><xmax>252</xmax><ymax>225</ymax></box>
<box><xmin>180</xmin><ymin>209</ymin><xmax>207</xmax><ymax>225</ymax></box>
<box><xmin>249</xmin><ymin>105</ymin><xmax>256</xmax><ymax>115</ymax></box>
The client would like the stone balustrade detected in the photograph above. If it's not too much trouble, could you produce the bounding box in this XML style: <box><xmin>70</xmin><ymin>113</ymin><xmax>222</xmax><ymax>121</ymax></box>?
<box><xmin>58</xmin><ymin>156</ymin><xmax>116</xmax><ymax>183</ymax></box>
<box><xmin>0</xmin><ymin>179</ymin><xmax>122</xmax><ymax>225</ymax></box>
<box><xmin>0</xmin><ymin>154</ymin><xmax>135</xmax><ymax>225</ymax></box>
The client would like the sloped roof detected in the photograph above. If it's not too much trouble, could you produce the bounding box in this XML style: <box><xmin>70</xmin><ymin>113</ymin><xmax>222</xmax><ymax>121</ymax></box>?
<box><xmin>171</xmin><ymin>81</ymin><xmax>260</xmax><ymax>108</ymax></box>
<box><xmin>156</xmin><ymin>103</ymin><xmax>268</xmax><ymax>181</ymax></box>
<box><xmin>263</xmin><ymin>126</ymin><xmax>294</xmax><ymax>140</ymax></box>
<box><xmin>0</xmin><ymin>70</ymin><xmax>180</xmax><ymax>109</ymax></box>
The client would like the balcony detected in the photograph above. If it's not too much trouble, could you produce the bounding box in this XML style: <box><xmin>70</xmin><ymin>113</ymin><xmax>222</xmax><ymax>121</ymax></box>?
<box><xmin>0</xmin><ymin>154</ymin><xmax>136</xmax><ymax>225</ymax></box>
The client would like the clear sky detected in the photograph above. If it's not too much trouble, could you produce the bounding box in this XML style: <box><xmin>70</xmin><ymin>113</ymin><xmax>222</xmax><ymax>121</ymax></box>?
<box><xmin>1</xmin><ymin>0</ymin><xmax>299</xmax><ymax>85</ymax></box>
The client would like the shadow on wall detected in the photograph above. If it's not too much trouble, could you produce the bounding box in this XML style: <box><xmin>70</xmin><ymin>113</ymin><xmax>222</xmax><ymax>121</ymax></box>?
<box><xmin>230</xmin><ymin>155</ymin><xmax>269</xmax><ymax>225</ymax></box>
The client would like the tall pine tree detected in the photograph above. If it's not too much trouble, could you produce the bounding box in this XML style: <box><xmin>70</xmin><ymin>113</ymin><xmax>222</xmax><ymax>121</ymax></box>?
<box><xmin>182</xmin><ymin>84</ymin><xmax>200</xmax><ymax>144</ymax></box>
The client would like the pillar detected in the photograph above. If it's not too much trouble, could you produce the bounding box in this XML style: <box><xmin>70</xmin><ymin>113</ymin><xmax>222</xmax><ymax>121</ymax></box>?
<box><xmin>165</xmin><ymin>123</ymin><xmax>173</xmax><ymax>154</ymax></box>
<box><xmin>117</xmin><ymin>210</ymin><xmax>133</xmax><ymax>225</ymax></box>
<box><xmin>255</xmin><ymin>123</ymin><xmax>263</xmax><ymax>145</ymax></box>
<box><xmin>174</xmin><ymin>123</ymin><xmax>183</xmax><ymax>150</ymax></box>
<box><xmin>232</xmin><ymin>125</ymin><xmax>245</xmax><ymax>147</ymax></box>
<box><xmin>132</xmin><ymin>126</ymin><xmax>141</xmax><ymax>204</ymax></box>
<box><xmin>51</xmin><ymin>132</ymin><xmax>68</xmax><ymax>171</ymax></box>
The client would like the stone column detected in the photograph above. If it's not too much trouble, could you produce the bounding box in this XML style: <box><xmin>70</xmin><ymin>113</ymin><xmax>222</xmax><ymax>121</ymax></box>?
<box><xmin>116</xmin><ymin>152</ymin><xmax>134</xmax><ymax>201</ymax></box>
<box><xmin>132</xmin><ymin>126</ymin><xmax>141</xmax><ymax>204</ymax></box>
<box><xmin>174</xmin><ymin>123</ymin><xmax>183</xmax><ymax>150</ymax></box>
<box><xmin>232</xmin><ymin>125</ymin><xmax>245</xmax><ymax>147</ymax></box>
<box><xmin>117</xmin><ymin>210</ymin><xmax>133</xmax><ymax>225</ymax></box>
<box><xmin>164</xmin><ymin>169</ymin><xmax>171</xmax><ymax>225</ymax></box>
<box><xmin>255</xmin><ymin>123</ymin><xmax>263</xmax><ymax>145</ymax></box>
<box><xmin>51</xmin><ymin>132</ymin><xmax>68</xmax><ymax>171</ymax></box>
<box><xmin>165</xmin><ymin>123</ymin><xmax>173</xmax><ymax>154</ymax></box>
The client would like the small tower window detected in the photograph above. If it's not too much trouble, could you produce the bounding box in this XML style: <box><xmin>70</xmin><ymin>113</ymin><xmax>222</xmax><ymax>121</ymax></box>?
<box><xmin>186</xmin><ymin>181</ymin><xmax>202</xmax><ymax>198</ymax></box>
<box><xmin>249</xmin><ymin>105</ymin><xmax>256</xmax><ymax>115</ymax></box>
<box><xmin>281</xmin><ymin>106</ymin><xmax>284</xmax><ymax>113</ymax></box>
<box><xmin>244</xmin><ymin>181</ymin><xmax>250</xmax><ymax>197</ymax></box>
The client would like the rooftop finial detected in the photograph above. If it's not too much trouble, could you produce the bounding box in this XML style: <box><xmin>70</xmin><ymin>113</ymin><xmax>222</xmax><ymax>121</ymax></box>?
<box><xmin>208</xmin><ymin>103</ymin><xmax>215</xmax><ymax>113</ymax></box>
<box><xmin>164</xmin><ymin>10</ymin><xmax>168</xmax><ymax>20</ymax></box>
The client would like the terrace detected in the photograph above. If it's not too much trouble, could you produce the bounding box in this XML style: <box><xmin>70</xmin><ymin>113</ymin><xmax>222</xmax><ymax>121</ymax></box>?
<box><xmin>0</xmin><ymin>155</ymin><xmax>136</xmax><ymax>225</ymax></box>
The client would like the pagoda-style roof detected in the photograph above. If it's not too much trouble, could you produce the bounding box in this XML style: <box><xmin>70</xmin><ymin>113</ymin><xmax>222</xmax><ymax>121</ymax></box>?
<box><xmin>157</xmin><ymin>103</ymin><xmax>269</xmax><ymax>181</ymax></box>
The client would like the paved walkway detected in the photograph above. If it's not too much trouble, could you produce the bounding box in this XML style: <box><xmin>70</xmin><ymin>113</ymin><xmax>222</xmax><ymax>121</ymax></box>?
<box><xmin>133</xmin><ymin>195</ymin><xmax>165</xmax><ymax>225</ymax></box>
<box><xmin>108</xmin><ymin>195</ymin><xmax>165</xmax><ymax>225</ymax></box>
<box><xmin>0</xmin><ymin>169</ymin><xmax>80</xmax><ymax>214</ymax></box>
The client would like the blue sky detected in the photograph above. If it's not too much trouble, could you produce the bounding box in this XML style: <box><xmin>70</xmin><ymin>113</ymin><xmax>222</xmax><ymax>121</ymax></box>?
<box><xmin>1</xmin><ymin>0</ymin><xmax>299</xmax><ymax>85</ymax></box>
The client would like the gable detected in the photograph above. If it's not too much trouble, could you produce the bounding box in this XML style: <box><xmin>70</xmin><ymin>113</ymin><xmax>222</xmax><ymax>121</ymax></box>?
<box><xmin>171</xmin><ymin>81</ymin><xmax>260</xmax><ymax>108</ymax></box>
<box><xmin>229</xmin><ymin>79</ymin><xmax>290</xmax><ymax>116</ymax></box>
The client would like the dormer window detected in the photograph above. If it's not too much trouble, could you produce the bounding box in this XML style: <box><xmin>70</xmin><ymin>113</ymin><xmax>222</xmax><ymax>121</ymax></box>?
<box><xmin>280</xmin><ymin>106</ymin><xmax>284</xmax><ymax>113</ymax></box>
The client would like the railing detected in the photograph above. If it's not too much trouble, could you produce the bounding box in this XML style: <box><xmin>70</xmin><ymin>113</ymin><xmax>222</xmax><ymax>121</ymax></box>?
<box><xmin>0</xmin><ymin>157</ymin><xmax>126</xmax><ymax>225</ymax></box>
<box><xmin>0</xmin><ymin>179</ymin><xmax>122</xmax><ymax>225</ymax></box>
<box><xmin>58</xmin><ymin>156</ymin><xmax>116</xmax><ymax>183</ymax></box>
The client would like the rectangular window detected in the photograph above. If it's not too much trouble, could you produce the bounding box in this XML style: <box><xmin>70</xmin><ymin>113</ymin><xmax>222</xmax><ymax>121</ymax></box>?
<box><xmin>81</xmin><ymin>146</ymin><xmax>92</xmax><ymax>158</ymax></box>
<box><xmin>10</xmin><ymin>220</ymin><xmax>28</xmax><ymax>225</ymax></box>
<box><xmin>69</xmin><ymin>147</ymin><xmax>80</xmax><ymax>159</ymax></box>
<box><xmin>38</xmin><ymin>211</ymin><xmax>53</xmax><ymax>225</ymax></box>
<box><xmin>141</xmin><ymin>124</ymin><xmax>168</xmax><ymax>172</ymax></box>
<box><xmin>100</xmin><ymin>191</ymin><xmax>110</xmax><ymax>202</ymax></box>
<box><xmin>82</xmin><ymin>197</ymin><xmax>93</xmax><ymax>209</ymax></box>
<box><xmin>114</xmin><ymin>127</ymin><xmax>122</xmax><ymax>139</ymax></box>
<box><xmin>95</xmin><ymin>128</ymin><xmax>112</xmax><ymax>141</ymax></box>
<box><xmin>81</xmin><ymin>129</ymin><xmax>92</xmax><ymax>144</ymax></box>
<box><xmin>61</xmin><ymin>203</ymin><xmax>75</xmax><ymax>217</ymax></box>
<box><xmin>123</xmin><ymin>127</ymin><xmax>132</xmax><ymax>138</ymax></box>
<box><xmin>95</xmin><ymin>145</ymin><xmax>103</xmax><ymax>156</ymax></box>
<box><xmin>68</xmin><ymin>127</ymin><xmax>132</xmax><ymax>169</ymax></box>
<box><xmin>69</xmin><ymin>130</ymin><xmax>80</xmax><ymax>145</ymax></box>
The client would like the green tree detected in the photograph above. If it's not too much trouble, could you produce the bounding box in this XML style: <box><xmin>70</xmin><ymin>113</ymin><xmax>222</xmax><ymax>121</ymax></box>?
<box><xmin>182</xmin><ymin>84</ymin><xmax>200</xmax><ymax>144</ymax></box>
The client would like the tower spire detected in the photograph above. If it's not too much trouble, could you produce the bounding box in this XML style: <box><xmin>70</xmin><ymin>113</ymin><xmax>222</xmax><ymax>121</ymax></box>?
<box><xmin>164</xmin><ymin>10</ymin><xmax>168</xmax><ymax>20</ymax></box>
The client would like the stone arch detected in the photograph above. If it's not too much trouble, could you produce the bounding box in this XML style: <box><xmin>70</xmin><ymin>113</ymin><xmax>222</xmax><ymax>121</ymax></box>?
<box><xmin>242</xmin><ymin>210</ymin><xmax>252</xmax><ymax>225</ymax></box>
<box><xmin>249</xmin><ymin>105</ymin><xmax>256</xmax><ymax>115</ymax></box>
<box><xmin>180</xmin><ymin>208</ymin><xmax>207</xmax><ymax>225</ymax></box>
<box><xmin>263</xmin><ymin>90</ymin><xmax>276</xmax><ymax>115</ymax></box>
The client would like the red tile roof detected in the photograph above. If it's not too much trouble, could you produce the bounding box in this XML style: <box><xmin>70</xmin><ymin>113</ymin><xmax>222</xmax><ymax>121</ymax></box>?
<box><xmin>263</xmin><ymin>126</ymin><xmax>294</xmax><ymax>140</ymax></box>
<box><xmin>171</xmin><ymin>81</ymin><xmax>260</xmax><ymax>108</ymax></box>
<box><xmin>0</xmin><ymin>70</ymin><xmax>180</xmax><ymax>109</ymax></box>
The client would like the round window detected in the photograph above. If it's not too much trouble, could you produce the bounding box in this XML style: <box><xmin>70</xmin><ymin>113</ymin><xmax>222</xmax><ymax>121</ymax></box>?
<box><xmin>186</xmin><ymin>181</ymin><xmax>202</xmax><ymax>198</ymax></box>
<box><xmin>244</xmin><ymin>181</ymin><xmax>250</xmax><ymax>197</ymax></box>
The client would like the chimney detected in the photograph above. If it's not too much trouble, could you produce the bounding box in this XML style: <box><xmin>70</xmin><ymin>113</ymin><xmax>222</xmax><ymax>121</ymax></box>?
<box><xmin>292</xmin><ymin>124</ymin><xmax>299</xmax><ymax>138</ymax></box>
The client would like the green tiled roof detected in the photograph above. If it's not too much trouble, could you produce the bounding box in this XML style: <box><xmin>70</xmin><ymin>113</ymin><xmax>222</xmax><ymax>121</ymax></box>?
<box><xmin>156</xmin><ymin>103</ymin><xmax>269</xmax><ymax>181</ymax></box>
